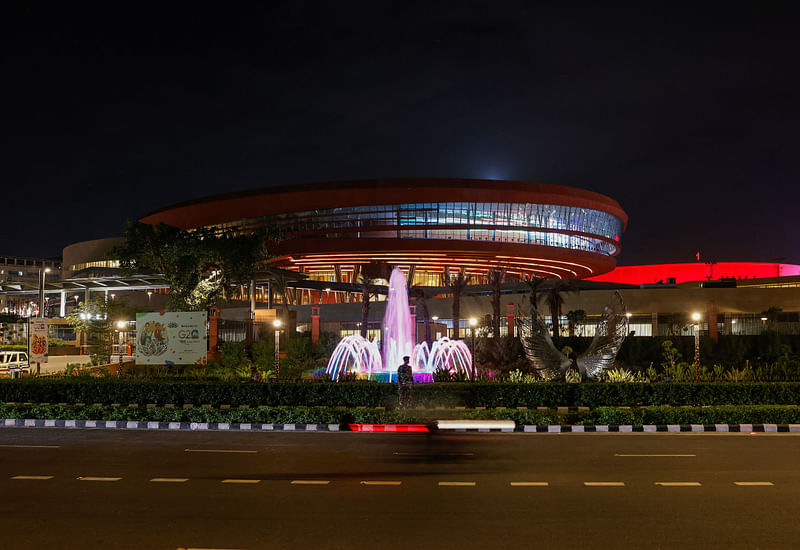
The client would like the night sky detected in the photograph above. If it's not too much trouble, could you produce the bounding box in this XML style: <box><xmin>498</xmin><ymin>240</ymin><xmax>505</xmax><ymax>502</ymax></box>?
<box><xmin>3</xmin><ymin>2</ymin><xmax>799</xmax><ymax>266</ymax></box>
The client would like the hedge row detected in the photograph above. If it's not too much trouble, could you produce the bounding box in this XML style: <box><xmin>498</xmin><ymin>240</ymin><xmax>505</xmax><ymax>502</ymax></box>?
<box><xmin>1</xmin><ymin>379</ymin><xmax>800</xmax><ymax>407</ymax></box>
<box><xmin>1</xmin><ymin>403</ymin><xmax>799</xmax><ymax>425</ymax></box>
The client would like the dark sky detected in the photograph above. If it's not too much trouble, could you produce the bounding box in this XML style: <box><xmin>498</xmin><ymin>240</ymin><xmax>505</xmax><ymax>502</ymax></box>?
<box><xmin>2</xmin><ymin>2</ymin><xmax>799</xmax><ymax>266</ymax></box>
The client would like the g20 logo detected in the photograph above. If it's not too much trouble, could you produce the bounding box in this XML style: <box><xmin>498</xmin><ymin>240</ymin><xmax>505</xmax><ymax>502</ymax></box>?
<box><xmin>178</xmin><ymin>329</ymin><xmax>201</xmax><ymax>339</ymax></box>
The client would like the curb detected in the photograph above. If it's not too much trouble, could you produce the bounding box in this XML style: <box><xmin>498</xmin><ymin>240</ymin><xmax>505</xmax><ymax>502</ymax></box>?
<box><xmin>517</xmin><ymin>424</ymin><xmax>800</xmax><ymax>433</ymax></box>
<box><xmin>0</xmin><ymin>419</ymin><xmax>340</xmax><ymax>431</ymax></box>
<box><xmin>1</xmin><ymin>420</ymin><xmax>799</xmax><ymax>433</ymax></box>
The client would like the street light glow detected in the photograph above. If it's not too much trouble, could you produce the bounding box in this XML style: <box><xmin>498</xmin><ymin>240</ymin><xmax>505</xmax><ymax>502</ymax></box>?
<box><xmin>116</xmin><ymin>321</ymin><xmax>126</xmax><ymax>329</ymax></box>
<box><xmin>273</xmin><ymin>319</ymin><xmax>282</xmax><ymax>328</ymax></box>
<box><xmin>431</xmin><ymin>316</ymin><xmax>439</xmax><ymax>321</ymax></box>
<box><xmin>469</xmin><ymin>317</ymin><xmax>477</xmax><ymax>326</ymax></box>
<box><xmin>692</xmin><ymin>313</ymin><xmax>701</xmax><ymax>321</ymax></box>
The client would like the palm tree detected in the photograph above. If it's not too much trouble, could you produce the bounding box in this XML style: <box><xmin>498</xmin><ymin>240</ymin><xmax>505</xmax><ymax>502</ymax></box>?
<box><xmin>410</xmin><ymin>284</ymin><xmax>433</xmax><ymax>345</ymax></box>
<box><xmin>542</xmin><ymin>280</ymin><xmax>578</xmax><ymax>338</ymax></box>
<box><xmin>358</xmin><ymin>274</ymin><xmax>378</xmax><ymax>339</ymax></box>
<box><xmin>566</xmin><ymin>309</ymin><xmax>587</xmax><ymax>337</ymax></box>
<box><xmin>520</xmin><ymin>275</ymin><xmax>548</xmax><ymax>313</ymax></box>
<box><xmin>761</xmin><ymin>306</ymin><xmax>783</xmax><ymax>332</ymax></box>
<box><xmin>448</xmin><ymin>271</ymin><xmax>467</xmax><ymax>340</ymax></box>
<box><xmin>488</xmin><ymin>268</ymin><xmax>506</xmax><ymax>338</ymax></box>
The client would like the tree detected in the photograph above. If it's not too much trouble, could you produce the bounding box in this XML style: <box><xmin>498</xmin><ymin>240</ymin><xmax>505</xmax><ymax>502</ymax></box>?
<box><xmin>358</xmin><ymin>274</ymin><xmax>379</xmax><ymax>339</ymax></box>
<box><xmin>448</xmin><ymin>270</ymin><xmax>468</xmax><ymax>340</ymax></box>
<box><xmin>761</xmin><ymin>306</ymin><xmax>783</xmax><ymax>332</ymax></box>
<box><xmin>542</xmin><ymin>280</ymin><xmax>578</xmax><ymax>338</ymax></box>
<box><xmin>410</xmin><ymin>284</ymin><xmax>434</xmax><ymax>345</ymax></box>
<box><xmin>67</xmin><ymin>296</ymin><xmax>137</xmax><ymax>365</ymax></box>
<box><xmin>566</xmin><ymin>309</ymin><xmax>587</xmax><ymax>337</ymax></box>
<box><xmin>488</xmin><ymin>268</ymin><xmax>506</xmax><ymax>338</ymax></box>
<box><xmin>111</xmin><ymin>221</ymin><xmax>277</xmax><ymax>311</ymax></box>
<box><xmin>520</xmin><ymin>276</ymin><xmax>548</xmax><ymax>313</ymax></box>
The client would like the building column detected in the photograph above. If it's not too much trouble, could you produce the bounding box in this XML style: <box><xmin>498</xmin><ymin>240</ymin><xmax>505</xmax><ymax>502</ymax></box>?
<box><xmin>506</xmin><ymin>303</ymin><xmax>516</xmax><ymax>338</ymax></box>
<box><xmin>651</xmin><ymin>313</ymin><xmax>658</xmax><ymax>337</ymax></box>
<box><xmin>409</xmin><ymin>305</ymin><xmax>417</xmax><ymax>345</ymax></box>
<box><xmin>59</xmin><ymin>290</ymin><xmax>66</xmax><ymax>318</ymax></box>
<box><xmin>311</xmin><ymin>306</ymin><xmax>320</xmax><ymax>345</ymax></box>
<box><xmin>707</xmin><ymin>303</ymin><xmax>718</xmax><ymax>342</ymax></box>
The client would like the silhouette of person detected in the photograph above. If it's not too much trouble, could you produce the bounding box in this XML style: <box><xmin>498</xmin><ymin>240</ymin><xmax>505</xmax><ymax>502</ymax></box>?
<box><xmin>397</xmin><ymin>355</ymin><xmax>414</xmax><ymax>408</ymax></box>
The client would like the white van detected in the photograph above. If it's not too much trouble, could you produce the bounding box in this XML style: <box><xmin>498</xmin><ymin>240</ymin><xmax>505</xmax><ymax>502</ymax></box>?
<box><xmin>0</xmin><ymin>351</ymin><xmax>30</xmax><ymax>376</ymax></box>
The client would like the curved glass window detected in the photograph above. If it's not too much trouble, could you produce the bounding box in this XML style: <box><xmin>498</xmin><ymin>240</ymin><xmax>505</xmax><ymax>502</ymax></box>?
<box><xmin>233</xmin><ymin>202</ymin><xmax>624</xmax><ymax>256</ymax></box>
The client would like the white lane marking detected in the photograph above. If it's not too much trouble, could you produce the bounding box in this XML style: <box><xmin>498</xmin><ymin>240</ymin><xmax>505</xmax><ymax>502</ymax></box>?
<box><xmin>655</xmin><ymin>482</ymin><xmax>702</xmax><ymax>487</ymax></box>
<box><xmin>360</xmin><ymin>481</ymin><xmax>402</xmax><ymax>486</ymax></box>
<box><xmin>184</xmin><ymin>449</ymin><xmax>257</xmax><ymax>454</ymax></box>
<box><xmin>77</xmin><ymin>476</ymin><xmax>122</xmax><ymax>482</ymax></box>
<box><xmin>614</xmin><ymin>453</ymin><xmax>695</xmax><ymax>457</ymax></box>
<box><xmin>11</xmin><ymin>475</ymin><xmax>54</xmax><ymax>480</ymax></box>
<box><xmin>584</xmin><ymin>482</ymin><xmax>625</xmax><ymax>487</ymax></box>
<box><xmin>734</xmin><ymin>482</ymin><xmax>774</xmax><ymax>486</ymax></box>
<box><xmin>222</xmin><ymin>479</ymin><xmax>261</xmax><ymax>484</ymax></box>
<box><xmin>0</xmin><ymin>444</ymin><xmax>60</xmax><ymax>449</ymax></box>
<box><xmin>150</xmin><ymin>478</ymin><xmax>189</xmax><ymax>483</ymax></box>
<box><xmin>438</xmin><ymin>481</ymin><xmax>476</xmax><ymax>487</ymax></box>
<box><xmin>510</xmin><ymin>481</ymin><xmax>549</xmax><ymax>487</ymax></box>
<box><xmin>393</xmin><ymin>452</ymin><xmax>474</xmax><ymax>456</ymax></box>
<box><xmin>290</xmin><ymin>480</ymin><xmax>330</xmax><ymax>485</ymax></box>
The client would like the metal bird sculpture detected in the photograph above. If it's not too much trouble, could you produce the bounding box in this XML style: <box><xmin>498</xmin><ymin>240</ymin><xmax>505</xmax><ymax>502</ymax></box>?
<box><xmin>518</xmin><ymin>291</ymin><xmax>629</xmax><ymax>381</ymax></box>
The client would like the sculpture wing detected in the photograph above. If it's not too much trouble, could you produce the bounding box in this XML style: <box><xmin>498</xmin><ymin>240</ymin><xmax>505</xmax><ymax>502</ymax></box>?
<box><xmin>576</xmin><ymin>291</ymin><xmax>629</xmax><ymax>380</ymax></box>
<box><xmin>517</xmin><ymin>307</ymin><xmax>569</xmax><ymax>381</ymax></box>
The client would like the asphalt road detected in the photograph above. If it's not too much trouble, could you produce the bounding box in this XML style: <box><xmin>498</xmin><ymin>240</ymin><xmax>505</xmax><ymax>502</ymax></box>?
<box><xmin>0</xmin><ymin>429</ymin><xmax>798</xmax><ymax>550</ymax></box>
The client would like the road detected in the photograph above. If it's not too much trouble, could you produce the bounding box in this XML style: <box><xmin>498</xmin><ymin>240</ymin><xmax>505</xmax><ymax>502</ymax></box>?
<box><xmin>0</xmin><ymin>428</ymin><xmax>798</xmax><ymax>549</ymax></box>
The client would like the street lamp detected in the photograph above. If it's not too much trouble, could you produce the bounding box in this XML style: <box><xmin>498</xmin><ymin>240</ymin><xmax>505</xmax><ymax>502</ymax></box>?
<box><xmin>39</xmin><ymin>267</ymin><xmax>50</xmax><ymax>318</ymax></box>
<box><xmin>147</xmin><ymin>291</ymin><xmax>153</xmax><ymax>306</ymax></box>
<box><xmin>273</xmin><ymin>319</ymin><xmax>282</xmax><ymax>379</ymax></box>
<box><xmin>692</xmin><ymin>312</ymin><xmax>701</xmax><ymax>381</ymax></box>
<box><xmin>469</xmin><ymin>317</ymin><xmax>478</xmax><ymax>380</ymax></box>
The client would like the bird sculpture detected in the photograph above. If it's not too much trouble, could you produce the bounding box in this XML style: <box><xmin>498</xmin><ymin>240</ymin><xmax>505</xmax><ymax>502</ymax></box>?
<box><xmin>517</xmin><ymin>291</ymin><xmax>629</xmax><ymax>381</ymax></box>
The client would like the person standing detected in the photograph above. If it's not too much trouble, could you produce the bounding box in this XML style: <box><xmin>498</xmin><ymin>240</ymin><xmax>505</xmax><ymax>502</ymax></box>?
<box><xmin>397</xmin><ymin>355</ymin><xmax>414</xmax><ymax>408</ymax></box>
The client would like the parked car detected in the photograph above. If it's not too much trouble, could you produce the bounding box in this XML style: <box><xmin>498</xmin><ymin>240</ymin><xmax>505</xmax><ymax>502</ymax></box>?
<box><xmin>0</xmin><ymin>350</ymin><xmax>30</xmax><ymax>376</ymax></box>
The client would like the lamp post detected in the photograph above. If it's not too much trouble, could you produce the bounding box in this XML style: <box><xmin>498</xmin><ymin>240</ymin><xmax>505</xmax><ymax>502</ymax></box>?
<box><xmin>469</xmin><ymin>317</ymin><xmax>478</xmax><ymax>380</ymax></box>
<box><xmin>273</xmin><ymin>319</ymin><xmax>282</xmax><ymax>379</ymax></box>
<box><xmin>692</xmin><ymin>312</ymin><xmax>701</xmax><ymax>381</ymax></box>
<box><xmin>147</xmin><ymin>291</ymin><xmax>153</xmax><ymax>306</ymax></box>
<box><xmin>39</xmin><ymin>267</ymin><xmax>50</xmax><ymax>318</ymax></box>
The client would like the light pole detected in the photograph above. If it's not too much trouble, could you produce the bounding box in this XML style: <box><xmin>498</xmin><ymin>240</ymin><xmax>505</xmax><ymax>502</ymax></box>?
<box><xmin>692</xmin><ymin>312</ymin><xmax>701</xmax><ymax>381</ymax></box>
<box><xmin>273</xmin><ymin>319</ymin><xmax>282</xmax><ymax>379</ymax></box>
<box><xmin>39</xmin><ymin>267</ymin><xmax>50</xmax><ymax>318</ymax></box>
<box><xmin>147</xmin><ymin>291</ymin><xmax>153</xmax><ymax>307</ymax></box>
<box><xmin>469</xmin><ymin>317</ymin><xmax>478</xmax><ymax>380</ymax></box>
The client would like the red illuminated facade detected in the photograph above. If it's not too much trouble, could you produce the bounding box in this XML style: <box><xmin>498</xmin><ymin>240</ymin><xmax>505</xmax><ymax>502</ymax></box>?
<box><xmin>588</xmin><ymin>262</ymin><xmax>800</xmax><ymax>286</ymax></box>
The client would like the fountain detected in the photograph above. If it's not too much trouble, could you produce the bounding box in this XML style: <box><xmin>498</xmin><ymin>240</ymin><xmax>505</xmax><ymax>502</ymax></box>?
<box><xmin>326</xmin><ymin>267</ymin><xmax>473</xmax><ymax>381</ymax></box>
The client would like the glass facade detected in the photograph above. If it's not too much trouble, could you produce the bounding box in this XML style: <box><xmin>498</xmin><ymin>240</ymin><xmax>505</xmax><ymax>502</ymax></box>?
<box><xmin>234</xmin><ymin>201</ymin><xmax>624</xmax><ymax>257</ymax></box>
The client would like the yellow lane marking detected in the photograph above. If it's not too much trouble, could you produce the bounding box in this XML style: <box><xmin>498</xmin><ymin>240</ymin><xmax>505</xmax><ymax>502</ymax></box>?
<box><xmin>438</xmin><ymin>481</ymin><xmax>476</xmax><ymax>487</ymax></box>
<box><xmin>11</xmin><ymin>475</ymin><xmax>54</xmax><ymax>480</ymax></box>
<box><xmin>584</xmin><ymin>482</ymin><xmax>625</xmax><ymax>486</ymax></box>
<box><xmin>510</xmin><ymin>482</ymin><xmax>549</xmax><ymax>487</ymax></box>
<box><xmin>0</xmin><ymin>444</ymin><xmax>60</xmax><ymax>449</ymax></box>
<box><xmin>655</xmin><ymin>482</ymin><xmax>701</xmax><ymax>486</ymax></box>
<box><xmin>150</xmin><ymin>478</ymin><xmax>189</xmax><ymax>483</ymax></box>
<box><xmin>222</xmin><ymin>479</ymin><xmax>261</xmax><ymax>484</ymax></box>
<box><xmin>184</xmin><ymin>449</ymin><xmax>257</xmax><ymax>454</ymax></box>
<box><xmin>291</xmin><ymin>480</ymin><xmax>330</xmax><ymax>485</ymax></box>
<box><xmin>78</xmin><ymin>476</ymin><xmax>122</xmax><ymax>482</ymax></box>
<box><xmin>360</xmin><ymin>481</ymin><xmax>402</xmax><ymax>486</ymax></box>
<box><xmin>614</xmin><ymin>453</ymin><xmax>695</xmax><ymax>457</ymax></box>
<box><xmin>734</xmin><ymin>482</ymin><xmax>774</xmax><ymax>486</ymax></box>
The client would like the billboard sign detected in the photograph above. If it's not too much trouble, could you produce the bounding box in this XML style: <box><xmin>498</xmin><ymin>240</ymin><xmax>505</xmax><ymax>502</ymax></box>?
<box><xmin>28</xmin><ymin>318</ymin><xmax>48</xmax><ymax>363</ymax></box>
<box><xmin>135</xmin><ymin>312</ymin><xmax>207</xmax><ymax>365</ymax></box>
